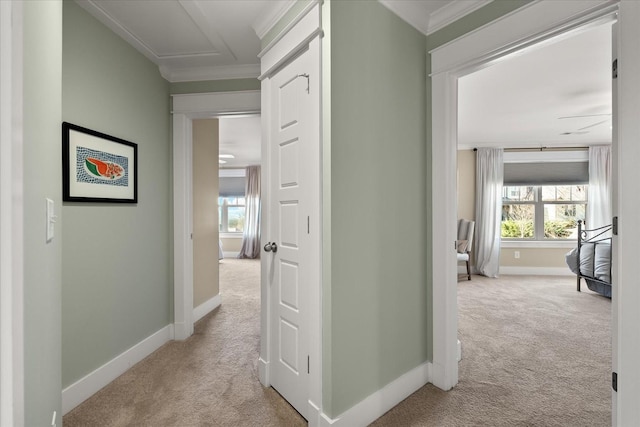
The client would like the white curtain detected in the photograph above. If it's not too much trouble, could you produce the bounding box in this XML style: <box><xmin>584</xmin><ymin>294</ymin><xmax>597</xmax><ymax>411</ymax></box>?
<box><xmin>588</xmin><ymin>146</ymin><xmax>612</xmax><ymax>231</ymax></box>
<box><xmin>238</xmin><ymin>165</ymin><xmax>261</xmax><ymax>259</ymax></box>
<box><xmin>474</xmin><ymin>148</ymin><xmax>503</xmax><ymax>278</ymax></box>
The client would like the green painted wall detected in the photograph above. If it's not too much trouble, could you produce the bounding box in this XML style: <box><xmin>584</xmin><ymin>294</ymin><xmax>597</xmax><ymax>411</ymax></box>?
<box><xmin>23</xmin><ymin>1</ymin><xmax>63</xmax><ymax>425</ymax></box>
<box><xmin>169</xmin><ymin>78</ymin><xmax>259</xmax><ymax>94</ymax></box>
<box><xmin>327</xmin><ymin>0</ymin><xmax>428</xmax><ymax>417</ymax></box>
<box><xmin>61</xmin><ymin>1</ymin><xmax>171</xmax><ymax>389</ymax></box>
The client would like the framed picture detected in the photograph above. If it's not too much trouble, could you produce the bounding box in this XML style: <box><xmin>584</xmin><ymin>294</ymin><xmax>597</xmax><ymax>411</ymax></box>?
<box><xmin>62</xmin><ymin>122</ymin><xmax>138</xmax><ymax>203</ymax></box>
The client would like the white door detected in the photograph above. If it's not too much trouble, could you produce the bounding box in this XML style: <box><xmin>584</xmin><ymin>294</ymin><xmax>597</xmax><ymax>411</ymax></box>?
<box><xmin>266</xmin><ymin>48</ymin><xmax>317</xmax><ymax>419</ymax></box>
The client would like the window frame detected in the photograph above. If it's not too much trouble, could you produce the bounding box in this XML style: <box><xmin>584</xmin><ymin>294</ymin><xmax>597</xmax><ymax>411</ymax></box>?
<box><xmin>219</xmin><ymin>195</ymin><xmax>246</xmax><ymax>234</ymax></box>
<box><xmin>501</xmin><ymin>185</ymin><xmax>587</xmax><ymax>241</ymax></box>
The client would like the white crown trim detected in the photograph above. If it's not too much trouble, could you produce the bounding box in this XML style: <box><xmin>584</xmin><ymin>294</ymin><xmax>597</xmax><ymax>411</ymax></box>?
<box><xmin>160</xmin><ymin>63</ymin><xmax>260</xmax><ymax>82</ymax></box>
<box><xmin>76</xmin><ymin>0</ymin><xmax>162</xmax><ymax>63</ymax></box>
<box><xmin>428</xmin><ymin>0</ymin><xmax>494</xmax><ymax>35</ymax></box>
<box><xmin>377</xmin><ymin>0</ymin><xmax>492</xmax><ymax>36</ymax></box>
<box><xmin>252</xmin><ymin>1</ymin><xmax>297</xmax><ymax>39</ymax></box>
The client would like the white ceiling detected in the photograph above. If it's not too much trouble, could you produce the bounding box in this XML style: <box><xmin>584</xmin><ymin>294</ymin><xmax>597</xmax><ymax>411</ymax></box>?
<box><xmin>218</xmin><ymin>116</ymin><xmax>261</xmax><ymax>169</ymax></box>
<box><xmin>458</xmin><ymin>22</ymin><xmax>613</xmax><ymax>149</ymax></box>
<box><xmin>75</xmin><ymin>0</ymin><xmax>612</xmax><ymax>158</ymax></box>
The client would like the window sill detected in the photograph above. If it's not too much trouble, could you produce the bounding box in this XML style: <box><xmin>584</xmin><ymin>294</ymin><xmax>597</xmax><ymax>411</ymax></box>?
<box><xmin>501</xmin><ymin>240</ymin><xmax>576</xmax><ymax>249</ymax></box>
<box><xmin>220</xmin><ymin>233</ymin><xmax>243</xmax><ymax>239</ymax></box>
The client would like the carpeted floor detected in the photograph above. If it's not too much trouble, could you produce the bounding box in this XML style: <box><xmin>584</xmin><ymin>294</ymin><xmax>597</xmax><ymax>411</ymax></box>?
<box><xmin>63</xmin><ymin>258</ymin><xmax>306</xmax><ymax>426</ymax></box>
<box><xmin>64</xmin><ymin>266</ymin><xmax>611</xmax><ymax>426</ymax></box>
<box><xmin>372</xmin><ymin>274</ymin><xmax>611</xmax><ymax>427</ymax></box>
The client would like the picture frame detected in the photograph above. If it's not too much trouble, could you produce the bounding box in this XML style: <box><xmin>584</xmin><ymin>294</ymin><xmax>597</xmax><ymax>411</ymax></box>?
<box><xmin>62</xmin><ymin>122</ymin><xmax>138</xmax><ymax>203</ymax></box>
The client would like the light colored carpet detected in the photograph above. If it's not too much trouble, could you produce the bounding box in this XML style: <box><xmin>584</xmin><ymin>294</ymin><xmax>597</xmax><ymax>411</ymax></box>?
<box><xmin>65</xmin><ymin>268</ymin><xmax>611</xmax><ymax>426</ymax></box>
<box><xmin>372</xmin><ymin>274</ymin><xmax>611</xmax><ymax>427</ymax></box>
<box><xmin>63</xmin><ymin>258</ymin><xmax>306</xmax><ymax>426</ymax></box>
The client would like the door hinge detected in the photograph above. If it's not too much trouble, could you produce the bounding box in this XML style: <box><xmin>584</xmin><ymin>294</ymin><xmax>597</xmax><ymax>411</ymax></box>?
<box><xmin>612</xmin><ymin>372</ymin><xmax>617</xmax><ymax>392</ymax></box>
<box><xmin>613</xmin><ymin>59</ymin><xmax>618</xmax><ymax>79</ymax></box>
<box><xmin>613</xmin><ymin>216</ymin><xmax>618</xmax><ymax>236</ymax></box>
<box><xmin>307</xmin><ymin>355</ymin><xmax>310</xmax><ymax>374</ymax></box>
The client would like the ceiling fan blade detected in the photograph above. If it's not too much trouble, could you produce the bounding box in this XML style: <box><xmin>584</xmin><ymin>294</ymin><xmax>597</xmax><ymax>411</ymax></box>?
<box><xmin>578</xmin><ymin>119</ymin><xmax>610</xmax><ymax>131</ymax></box>
<box><xmin>558</xmin><ymin>113</ymin><xmax>612</xmax><ymax>119</ymax></box>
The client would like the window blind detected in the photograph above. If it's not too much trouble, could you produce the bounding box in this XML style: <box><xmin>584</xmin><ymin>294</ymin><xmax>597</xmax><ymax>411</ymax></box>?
<box><xmin>503</xmin><ymin>161</ymin><xmax>588</xmax><ymax>185</ymax></box>
<box><xmin>219</xmin><ymin>176</ymin><xmax>245</xmax><ymax>197</ymax></box>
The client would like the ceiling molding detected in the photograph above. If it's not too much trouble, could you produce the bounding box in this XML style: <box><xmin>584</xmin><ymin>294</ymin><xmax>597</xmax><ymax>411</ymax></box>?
<box><xmin>76</xmin><ymin>0</ymin><xmax>160</xmax><ymax>63</ymax></box>
<box><xmin>427</xmin><ymin>0</ymin><xmax>493</xmax><ymax>35</ymax></box>
<box><xmin>160</xmin><ymin>64</ymin><xmax>260</xmax><ymax>83</ymax></box>
<box><xmin>251</xmin><ymin>1</ymin><xmax>297</xmax><ymax>39</ymax></box>
<box><xmin>177</xmin><ymin>0</ymin><xmax>234</xmax><ymax>60</ymax></box>
<box><xmin>377</xmin><ymin>0</ymin><xmax>493</xmax><ymax>36</ymax></box>
<box><xmin>377</xmin><ymin>0</ymin><xmax>430</xmax><ymax>35</ymax></box>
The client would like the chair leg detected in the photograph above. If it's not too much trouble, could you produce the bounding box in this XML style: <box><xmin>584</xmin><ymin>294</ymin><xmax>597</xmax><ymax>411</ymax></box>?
<box><xmin>466</xmin><ymin>260</ymin><xmax>471</xmax><ymax>280</ymax></box>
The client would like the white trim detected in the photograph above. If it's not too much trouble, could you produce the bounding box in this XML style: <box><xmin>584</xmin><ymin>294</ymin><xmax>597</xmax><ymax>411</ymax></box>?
<box><xmin>431</xmin><ymin>0</ymin><xmax>619</xmax><ymax>397</ymax></box>
<box><xmin>222</xmin><ymin>251</ymin><xmax>240</xmax><ymax>258</ymax></box>
<box><xmin>258</xmin><ymin>1</ymin><xmax>320</xmax><ymax>66</ymax></box>
<box><xmin>430</xmin><ymin>1</ymin><xmax>617</xmax><ymax>75</ymax></box>
<box><xmin>503</xmin><ymin>150</ymin><xmax>589</xmax><ymax>163</ymax></box>
<box><xmin>499</xmin><ymin>266</ymin><xmax>573</xmax><ymax>276</ymax></box>
<box><xmin>193</xmin><ymin>294</ymin><xmax>222</xmax><ymax>323</ymax></box>
<box><xmin>62</xmin><ymin>325</ymin><xmax>174</xmax><ymax>415</ymax></box>
<box><xmin>428</xmin><ymin>0</ymin><xmax>493</xmax><ymax>35</ymax></box>
<box><xmin>0</xmin><ymin>1</ymin><xmax>24</xmax><ymax>425</ymax></box>
<box><xmin>378</xmin><ymin>0</ymin><xmax>492</xmax><ymax>36</ymax></box>
<box><xmin>172</xmin><ymin>91</ymin><xmax>260</xmax><ymax>343</ymax></box>
<box><xmin>312</xmin><ymin>362</ymin><xmax>431</xmax><ymax>427</ymax></box>
<box><xmin>252</xmin><ymin>1</ymin><xmax>297</xmax><ymax>40</ymax></box>
<box><xmin>159</xmin><ymin>64</ymin><xmax>260</xmax><ymax>83</ymax></box>
<box><xmin>614</xmin><ymin>3</ymin><xmax>640</xmax><ymax>424</ymax></box>
<box><xmin>501</xmin><ymin>240</ymin><xmax>576</xmax><ymax>249</ymax></box>
<box><xmin>171</xmin><ymin>91</ymin><xmax>261</xmax><ymax>117</ymax></box>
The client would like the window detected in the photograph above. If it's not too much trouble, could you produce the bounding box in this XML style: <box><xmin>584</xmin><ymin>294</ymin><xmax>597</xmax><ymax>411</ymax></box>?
<box><xmin>219</xmin><ymin>196</ymin><xmax>245</xmax><ymax>233</ymax></box>
<box><xmin>501</xmin><ymin>185</ymin><xmax>587</xmax><ymax>240</ymax></box>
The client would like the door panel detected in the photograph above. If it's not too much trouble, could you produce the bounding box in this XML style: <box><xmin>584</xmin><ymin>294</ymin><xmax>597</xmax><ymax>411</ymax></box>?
<box><xmin>267</xmin><ymin>49</ymin><xmax>313</xmax><ymax>419</ymax></box>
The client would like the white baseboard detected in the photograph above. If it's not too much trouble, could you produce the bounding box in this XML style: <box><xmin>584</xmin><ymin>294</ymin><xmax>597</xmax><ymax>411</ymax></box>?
<box><xmin>313</xmin><ymin>361</ymin><xmax>431</xmax><ymax>427</ymax></box>
<box><xmin>500</xmin><ymin>266</ymin><xmax>573</xmax><ymax>276</ymax></box>
<box><xmin>62</xmin><ymin>324</ymin><xmax>173</xmax><ymax>415</ymax></box>
<box><xmin>193</xmin><ymin>294</ymin><xmax>222</xmax><ymax>323</ymax></box>
<box><xmin>222</xmin><ymin>251</ymin><xmax>240</xmax><ymax>259</ymax></box>
<box><xmin>457</xmin><ymin>339</ymin><xmax>462</xmax><ymax>362</ymax></box>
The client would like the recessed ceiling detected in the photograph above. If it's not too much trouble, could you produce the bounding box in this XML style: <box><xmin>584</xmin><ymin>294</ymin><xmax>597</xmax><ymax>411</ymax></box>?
<box><xmin>76</xmin><ymin>0</ymin><xmax>294</xmax><ymax>82</ymax></box>
<box><xmin>458</xmin><ymin>22</ymin><xmax>613</xmax><ymax>149</ymax></box>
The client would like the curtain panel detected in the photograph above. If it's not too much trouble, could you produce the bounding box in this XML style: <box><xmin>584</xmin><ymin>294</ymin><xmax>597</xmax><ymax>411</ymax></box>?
<box><xmin>238</xmin><ymin>165</ymin><xmax>261</xmax><ymax>259</ymax></box>
<box><xmin>474</xmin><ymin>148</ymin><xmax>504</xmax><ymax>278</ymax></box>
<box><xmin>588</xmin><ymin>146</ymin><xmax>612</xmax><ymax>232</ymax></box>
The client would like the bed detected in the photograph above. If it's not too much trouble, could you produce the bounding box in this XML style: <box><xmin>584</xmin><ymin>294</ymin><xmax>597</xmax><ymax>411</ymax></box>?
<box><xmin>565</xmin><ymin>220</ymin><xmax>612</xmax><ymax>298</ymax></box>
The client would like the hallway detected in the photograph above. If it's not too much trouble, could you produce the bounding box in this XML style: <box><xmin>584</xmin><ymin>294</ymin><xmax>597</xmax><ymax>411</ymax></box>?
<box><xmin>64</xmin><ymin>258</ymin><xmax>305</xmax><ymax>426</ymax></box>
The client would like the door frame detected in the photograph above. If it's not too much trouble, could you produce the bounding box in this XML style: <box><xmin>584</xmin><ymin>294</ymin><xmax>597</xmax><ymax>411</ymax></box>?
<box><xmin>172</xmin><ymin>90</ymin><xmax>260</xmax><ymax>340</ymax></box>
<box><xmin>257</xmin><ymin>1</ymin><xmax>323</xmax><ymax>422</ymax></box>
<box><xmin>430</xmin><ymin>0</ymin><xmax>640</xmax><ymax>421</ymax></box>
<box><xmin>0</xmin><ymin>1</ymin><xmax>25</xmax><ymax>424</ymax></box>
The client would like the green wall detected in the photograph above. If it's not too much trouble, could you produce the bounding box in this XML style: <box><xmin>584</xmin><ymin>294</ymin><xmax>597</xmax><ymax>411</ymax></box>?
<box><xmin>327</xmin><ymin>1</ymin><xmax>429</xmax><ymax>416</ymax></box>
<box><xmin>61</xmin><ymin>1</ymin><xmax>171</xmax><ymax>388</ymax></box>
<box><xmin>23</xmin><ymin>1</ymin><xmax>63</xmax><ymax>425</ymax></box>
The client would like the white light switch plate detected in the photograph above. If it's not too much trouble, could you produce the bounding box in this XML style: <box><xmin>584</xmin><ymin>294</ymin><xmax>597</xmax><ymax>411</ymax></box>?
<box><xmin>46</xmin><ymin>198</ymin><xmax>55</xmax><ymax>243</ymax></box>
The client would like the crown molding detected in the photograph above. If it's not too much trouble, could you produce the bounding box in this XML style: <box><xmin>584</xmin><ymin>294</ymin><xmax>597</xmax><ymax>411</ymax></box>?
<box><xmin>75</xmin><ymin>0</ymin><xmax>161</xmax><ymax>63</ymax></box>
<box><xmin>378</xmin><ymin>0</ymin><xmax>493</xmax><ymax>36</ymax></box>
<box><xmin>252</xmin><ymin>0</ymin><xmax>297</xmax><ymax>39</ymax></box>
<box><xmin>160</xmin><ymin>63</ymin><xmax>260</xmax><ymax>83</ymax></box>
<box><xmin>428</xmin><ymin>0</ymin><xmax>493</xmax><ymax>35</ymax></box>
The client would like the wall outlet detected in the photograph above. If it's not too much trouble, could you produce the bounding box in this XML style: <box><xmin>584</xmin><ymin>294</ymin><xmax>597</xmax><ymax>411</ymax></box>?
<box><xmin>514</xmin><ymin>251</ymin><xmax>520</xmax><ymax>259</ymax></box>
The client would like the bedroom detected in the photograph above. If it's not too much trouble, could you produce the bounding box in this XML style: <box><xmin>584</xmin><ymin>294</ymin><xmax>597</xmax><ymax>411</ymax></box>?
<box><xmin>452</xmin><ymin>18</ymin><xmax>613</xmax><ymax>424</ymax></box>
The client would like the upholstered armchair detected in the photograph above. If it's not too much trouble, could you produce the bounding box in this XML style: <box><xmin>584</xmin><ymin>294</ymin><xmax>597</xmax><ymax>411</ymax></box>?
<box><xmin>457</xmin><ymin>219</ymin><xmax>475</xmax><ymax>281</ymax></box>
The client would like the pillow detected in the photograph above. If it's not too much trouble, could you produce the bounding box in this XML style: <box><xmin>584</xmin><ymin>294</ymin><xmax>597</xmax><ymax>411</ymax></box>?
<box><xmin>456</xmin><ymin>240</ymin><xmax>468</xmax><ymax>254</ymax></box>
